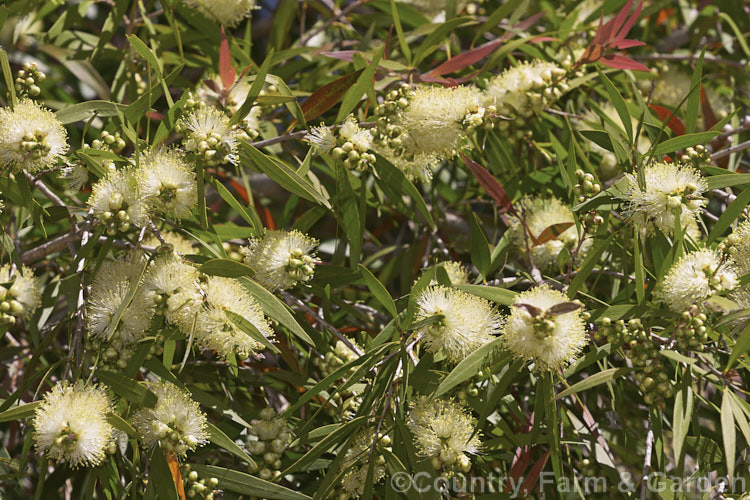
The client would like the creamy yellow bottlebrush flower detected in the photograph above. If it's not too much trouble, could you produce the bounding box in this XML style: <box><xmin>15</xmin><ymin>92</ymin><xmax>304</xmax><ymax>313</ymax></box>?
<box><xmin>178</xmin><ymin>106</ymin><xmax>238</xmax><ymax>165</ymax></box>
<box><xmin>485</xmin><ymin>61</ymin><xmax>566</xmax><ymax>117</ymax></box>
<box><xmin>142</xmin><ymin>255</ymin><xmax>203</xmax><ymax>327</ymax></box>
<box><xmin>60</xmin><ymin>163</ymin><xmax>89</xmax><ymax>192</ymax></box>
<box><xmin>86</xmin><ymin>253</ymin><xmax>155</xmax><ymax>348</ymax></box>
<box><xmin>429</xmin><ymin>261</ymin><xmax>470</xmax><ymax>286</ymax></box>
<box><xmin>241</xmin><ymin>229</ymin><xmax>319</xmax><ymax>291</ymax></box>
<box><xmin>508</xmin><ymin>196</ymin><xmax>589</xmax><ymax>272</ymax></box>
<box><xmin>656</xmin><ymin>248</ymin><xmax>737</xmax><ymax>313</ymax></box>
<box><xmin>725</xmin><ymin>219</ymin><xmax>750</xmax><ymax>277</ymax></box>
<box><xmin>195</xmin><ymin>79</ymin><xmax>263</xmax><ymax>140</ymax></box>
<box><xmin>33</xmin><ymin>382</ymin><xmax>115</xmax><ymax>468</ymax></box>
<box><xmin>190</xmin><ymin>0</ymin><xmax>257</xmax><ymax>27</ymax></box>
<box><xmin>502</xmin><ymin>285</ymin><xmax>588</xmax><ymax>371</ymax></box>
<box><xmin>396</xmin><ymin>85</ymin><xmax>483</xmax><ymax>159</ymax></box>
<box><xmin>407</xmin><ymin>396</ymin><xmax>480</xmax><ymax>472</ymax></box>
<box><xmin>132</xmin><ymin>381</ymin><xmax>208</xmax><ymax>457</ymax></box>
<box><xmin>625</xmin><ymin>162</ymin><xmax>707</xmax><ymax>236</ymax></box>
<box><xmin>0</xmin><ymin>264</ymin><xmax>42</xmax><ymax>323</ymax></box>
<box><xmin>414</xmin><ymin>286</ymin><xmax>502</xmax><ymax>364</ymax></box>
<box><xmin>372</xmin><ymin>144</ymin><xmax>439</xmax><ymax>181</ymax></box>
<box><xmin>193</xmin><ymin>276</ymin><xmax>274</xmax><ymax>360</ymax></box>
<box><xmin>0</xmin><ymin>99</ymin><xmax>68</xmax><ymax>173</ymax></box>
<box><xmin>88</xmin><ymin>167</ymin><xmax>149</xmax><ymax>234</ymax></box>
<box><xmin>337</xmin><ymin>429</ymin><xmax>387</xmax><ymax>498</ymax></box>
<box><xmin>136</xmin><ymin>149</ymin><xmax>197</xmax><ymax>218</ymax></box>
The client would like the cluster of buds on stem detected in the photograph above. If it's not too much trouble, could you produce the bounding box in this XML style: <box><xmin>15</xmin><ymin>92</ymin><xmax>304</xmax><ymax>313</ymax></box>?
<box><xmin>313</xmin><ymin>340</ymin><xmax>363</xmax><ymax>419</ymax></box>
<box><xmin>679</xmin><ymin>145</ymin><xmax>711</xmax><ymax>167</ymax></box>
<box><xmin>674</xmin><ymin>306</ymin><xmax>709</xmax><ymax>352</ymax></box>
<box><xmin>91</xmin><ymin>131</ymin><xmax>127</xmax><ymax>153</ymax></box>
<box><xmin>245</xmin><ymin>408</ymin><xmax>294</xmax><ymax>480</ymax></box>
<box><xmin>180</xmin><ymin>464</ymin><xmax>220</xmax><ymax>500</ymax></box>
<box><xmin>15</xmin><ymin>62</ymin><xmax>45</xmax><ymax>98</ymax></box>
<box><xmin>596</xmin><ymin>317</ymin><xmax>674</xmax><ymax>409</ymax></box>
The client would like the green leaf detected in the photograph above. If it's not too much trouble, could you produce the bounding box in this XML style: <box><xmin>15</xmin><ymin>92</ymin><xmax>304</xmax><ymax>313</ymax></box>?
<box><xmin>106</xmin><ymin>412</ymin><xmax>137</xmax><ymax>438</ymax></box>
<box><xmin>597</xmin><ymin>68</ymin><xmax>632</xmax><ymax>143</ymax></box>
<box><xmin>554</xmin><ymin>367</ymin><xmax>632</xmax><ymax>400</ymax></box>
<box><xmin>672</xmin><ymin>373</ymin><xmax>693</xmax><ymax>467</ymax></box>
<box><xmin>389</xmin><ymin>0</ymin><xmax>412</xmax><ymax>65</ymax></box>
<box><xmin>146</xmin><ymin>447</ymin><xmax>179</xmax><ymax>500</ymax></box>
<box><xmin>568</xmin><ymin>227</ymin><xmax>613</xmax><ymax>297</ymax></box>
<box><xmin>373</xmin><ymin>155</ymin><xmax>434</xmax><ymax>229</ymax></box>
<box><xmin>200</xmin><ymin>259</ymin><xmax>255</xmax><ymax>278</ymax></box>
<box><xmin>240</xmin><ymin>142</ymin><xmax>331</xmax><ymax>208</ymax></box>
<box><xmin>0</xmin><ymin>401</ymin><xmax>41</xmax><ymax>423</ymax></box>
<box><xmin>455</xmin><ymin>284</ymin><xmax>518</xmax><ymax>305</ymax></box>
<box><xmin>226</xmin><ymin>310</ymin><xmax>279</xmax><ymax>354</ymax></box>
<box><xmin>412</xmin><ymin>17</ymin><xmax>474</xmax><ymax>66</ymax></box>
<box><xmin>206</xmin><ymin>423</ymin><xmax>257</xmax><ymax>468</ymax></box>
<box><xmin>230</xmin><ymin>49</ymin><xmax>275</xmax><ymax>126</ymax></box>
<box><xmin>95</xmin><ymin>370</ymin><xmax>158</xmax><ymax>407</ymax></box>
<box><xmin>0</xmin><ymin>48</ymin><xmax>17</xmax><ymax>107</ymax></box>
<box><xmin>283</xmin><ymin>416</ymin><xmax>367</xmax><ymax>475</ymax></box>
<box><xmin>434</xmin><ymin>337</ymin><xmax>508</xmax><ymax>397</ymax></box>
<box><xmin>685</xmin><ymin>50</ymin><xmax>704</xmax><ymax>134</ymax></box>
<box><xmin>653</xmin><ymin>132</ymin><xmax>719</xmax><ymax>157</ymax></box>
<box><xmin>337</xmin><ymin>46</ymin><xmax>384</xmax><ymax>121</ymax></box>
<box><xmin>727</xmin><ymin>322</ymin><xmax>750</xmax><ymax>370</ymax></box>
<box><xmin>239</xmin><ymin>277</ymin><xmax>315</xmax><ymax>346</ymax></box>
<box><xmin>708</xmin><ymin>187</ymin><xmax>750</xmax><ymax>243</ymax></box>
<box><xmin>209</xmin><ymin>176</ymin><xmax>263</xmax><ymax>232</ymax></box>
<box><xmin>55</xmin><ymin>100</ymin><xmax>127</xmax><ymax>124</ymax></box>
<box><xmin>470</xmin><ymin>213</ymin><xmax>490</xmax><ymax>279</ymax></box>
<box><xmin>358</xmin><ymin>264</ymin><xmax>398</xmax><ymax>319</ymax></box>
<box><xmin>705</xmin><ymin>173</ymin><xmax>750</xmax><ymax>190</ymax></box>
<box><xmin>721</xmin><ymin>389</ymin><xmax>736</xmax><ymax>480</ymax></box>
<box><xmin>192</xmin><ymin>465</ymin><xmax>311</xmax><ymax>499</ymax></box>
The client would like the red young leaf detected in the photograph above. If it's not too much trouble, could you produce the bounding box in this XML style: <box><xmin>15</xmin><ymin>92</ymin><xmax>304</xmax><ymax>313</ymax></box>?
<box><xmin>460</xmin><ymin>153</ymin><xmax>517</xmax><ymax>217</ymax></box>
<box><xmin>506</xmin><ymin>447</ymin><xmax>535</xmax><ymax>493</ymax></box>
<box><xmin>649</xmin><ymin>104</ymin><xmax>686</xmax><ymax>136</ymax></box>
<box><xmin>426</xmin><ymin>39</ymin><xmax>503</xmax><ymax>77</ymax></box>
<box><xmin>609</xmin><ymin>0</ymin><xmax>633</xmax><ymax>42</ymax></box>
<box><xmin>321</xmin><ymin>50</ymin><xmax>360</xmax><ymax>63</ymax></box>
<box><xmin>519</xmin><ymin>450</ymin><xmax>551</xmax><ymax>496</ymax></box>
<box><xmin>609</xmin><ymin>39</ymin><xmax>646</xmax><ymax>49</ymax></box>
<box><xmin>300</xmin><ymin>68</ymin><xmax>365</xmax><ymax>121</ymax></box>
<box><xmin>616</xmin><ymin>0</ymin><xmax>644</xmax><ymax>42</ymax></box>
<box><xmin>600</xmin><ymin>54</ymin><xmax>649</xmax><ymax>71</ymax></box>
<box><xmin>530</xmin><ymin>36</ymin><xmax>559</xmax><ymax>43</ymax></box>
<box><xmin>219</xmin><ymin>27</ymin><xmax>236</xmax><ymax>91</ymax></box>
<box><xmin>534</xmin><ymin>222</ymin><xmax>574</xmax><ymax>245</ymax></box>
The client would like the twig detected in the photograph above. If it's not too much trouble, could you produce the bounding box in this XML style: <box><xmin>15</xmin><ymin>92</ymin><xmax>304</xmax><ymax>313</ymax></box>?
<box><xmin>282</xmin><ymin>291</ymin><xmax>364</xmax><ymax>356</ymax></box>
<box><xmin>634</xmin><ymin>53</ymin><xmax>746</xmax><ymax>69</ymax></box>
<box><xmin>711</xmin><ymin>139</ymin><xmax>750</xmax><ymax>161</ymax></box>
<box><xmin>640</xmin><ymin>419</ymin><xmax>654</xmax><ymax>500</ymax></box>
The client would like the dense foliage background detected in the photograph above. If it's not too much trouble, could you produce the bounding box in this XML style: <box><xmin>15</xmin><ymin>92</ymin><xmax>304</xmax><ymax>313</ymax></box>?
<box><xmin>1</xmin><ymin>0</ymin><xmax>750</xmax><ymax>498</ymax></box>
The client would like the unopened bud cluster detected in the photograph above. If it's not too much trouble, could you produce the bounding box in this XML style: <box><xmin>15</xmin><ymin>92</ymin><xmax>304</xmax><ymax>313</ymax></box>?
<box><xmin>177</xmin><ymin>104</ymin><xmax>239</xmax><ymax>166</ymax></box>
<box><xmin>679</xmin><ymin>145</ymin><xmax>710</xmax><ymax>167</ymax></box>
<box><xmin>0</xmin><ymin>265</ymin><xmax>42</xmax><ymax>325</ymax></box>
<box><xmin>245</xmin><ymin>408</ymin><xmax>294</xmax><ymax>480</ymax></box>
<box><xmin>597</xmin><ymin>318</ymin><xmax>673</xmax><ymax>409</ymax></box>
<box><xmin>573</xmin><ymin>169</ymin><xmax>601</xmax><ymax>203</ymax></box>
<box><xmin>675</xmin><ymin>306</ymin><xmax>709</xmax><ymax>352</ymax></box>
<box><xmin>15</xmin><ymin>62</ymin><xmax>45</xmax><ymax>98</ymax></box>
<box><xmin>180</xmin><ymin>464</ymin><xmax>220</xmax><ymax>499</ymax></box>
<box><xmin>91</xmin><ymin>131</ymin><xmax>127</xmax><ymax>153</ymax></box>
<box><xmin>313</xmin><ymin>340</ymin><xmax>363</xmax><ymax>419</ymax></box>
<box><xmin>99</xmin><ymin>190</ymin><xmax>134</xmax><ymax>235</ymax></box>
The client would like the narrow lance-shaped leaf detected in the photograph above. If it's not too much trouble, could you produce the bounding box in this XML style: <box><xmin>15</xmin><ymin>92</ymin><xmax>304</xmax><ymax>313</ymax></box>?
<box><xmin>300</xmin><ymin>68</ymin><xmax>364</xmax><ymax>122</ymax></box>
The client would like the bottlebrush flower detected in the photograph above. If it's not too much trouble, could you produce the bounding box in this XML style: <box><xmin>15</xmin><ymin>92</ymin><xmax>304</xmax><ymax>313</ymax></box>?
<box><xmin>306</xmin><ymin>116</ymin><xmax>375</xmax><ymax>172</ymax></box>
<box><xmin>392</xmin><ymin>85</ymin><xmax>483</xmax><ymax>159</ymax></box>
<box><xmin>177</xmin><ymin>106</ymin><xmax>238</xmax><ymax>165</ymax></box>
<box><xmin>86</xmin><ymin>252</ymin><xmax>155</xmax><ymax>348</ymax></box>
<box><xmin>87</xmin><ymin>167</ymin><xmax>149</xmax><ymax>234</ymax></box>
<box><xmin>625</xmin><ymin>162</ymin><xmax>707</xmax><ymax>236</ymax></box>
<box><xmin>33</xmin><ymin>382</ymin><xmax>115</xmax><ymax>468</ymax></box>
<box><xmin>136</xmin><ymin>148</ymin><xmax>197</xmax><ymax>218</ymax></box>
<box><xmin>372</xmin><ymin>144</ymin><xmax>439</xmax><ymax>181</ymax></box>
<box><xmin>338</xmin><ymin>429</ymin><xmax>388</xmax><ymax>498</ymax></box>
<box><xmin>132</xmin><ymin>381</ymin><xmax>208</xmax><ymax>457</ymax></box>
<box><xmin>485</xmin><ymin>61</ymin><xmax>567</xmax><ymax>117</ymax></box>
<box><xmin>508</xmin><ymin>196</ymin><xmax>589</xmax><ymax>272</ymax></box>
<box><xmin>142</xmin><ymin>231</ymin><xmax>196</xmax><ymax>255</ymax></box>
<box><xmin>656</xmin><ymin>248</ymin><xmax>737</xmax><ymax>313</ymax></box>
<box><xmin>0</xmin><ymin>99</ymin><xmax>68</xmax><ymax>173</ymax></box>
<box><xmin>502</xmin><ymin>285</ymin><xmax>588</xmax><ymax>371</ymax></box>
<box><xmin>241</xmin><ymin>229</ymin><xmax>319</xmax><ymax>292</ymax></box>
<box><xmin>724</xmin><ymin>219</ymin><xmax>750</xmax><ymax>277</ymax></box>
<box><xmin>189</xmin><ymin>0</ymin><xmax>257</xmax><ymax>27</ymax></box>
<box><xmin>142</xmin><ymin>255</ymin><xmax>202</xmax><ymax>326</ymax></box>
<box><xmin>0</xmin><ymin>264</ymin><xmax>42</xmax><ymax>323</ymax></box>
<box><xmin>408</xmin><ymin>396</ymin><xmax>480</xmax><ymax>472</ymax></box>
<box><xmin>60</xmin><ymin>163</ymin><xmax>89</xmax><ymax>192</ymax></box>
<box><xmin>414</xmin><ymin>286</ymin><xmax>502</xmax><ymax>364</ymax></box>
<box><xmin>193</xmin><ymin>276</ymin><xmax>274</xmax><ymax>360</ymax></box>
<box><xmin>195</xmin><ymin>79</ymin><xmax>262</xmax><ymax>140</ymax></box>
<box><xmin>429</xmin><ymin>261</ymin><xmax>470</xmax><ymax>286</ymax></box>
